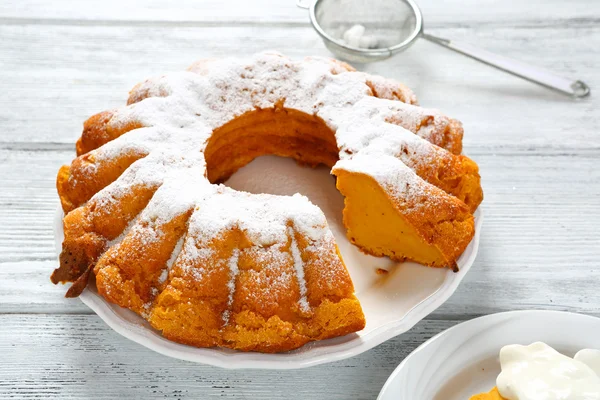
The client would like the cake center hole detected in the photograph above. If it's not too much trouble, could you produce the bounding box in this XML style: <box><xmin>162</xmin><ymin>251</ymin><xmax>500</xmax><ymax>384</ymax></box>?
<box><xmin>205</xmin><ymin>107</ymin><xmax>385</xmax><ymax>279</ymax></box>
<box><xmin>204</xmin><ymin>107</ymin><xmax>339</xmax><ymax>184</ymax></box>
<box><xmin>204</xmin><ymin>106</ymin><xmax>344</xmax><ymax>235</ymax></box>
<box><xmin>223</xmin><ymin>155</ymin><xmax>345</xmax><ymax>230</ymax></box>
<box><xmin>211</xmin><ymin>107</ymin><xmax>401</xmax><ymax>292</ymax></box>
<box><xmin>223</xmin><ymin>154</ymin><xmax>399</xmax><ymax>294</ymax></box>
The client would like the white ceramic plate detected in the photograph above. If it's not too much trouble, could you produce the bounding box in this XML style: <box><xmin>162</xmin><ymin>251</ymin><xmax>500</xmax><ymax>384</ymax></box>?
<box><xmin>54</xmin><ymin>155</ymin><xmax>483</xmax><ymax>369</ymax></box>
<box><xmin>378</xmin><ymin>310</ymin><xmax>600</xmax><ymax>399</ymax></box>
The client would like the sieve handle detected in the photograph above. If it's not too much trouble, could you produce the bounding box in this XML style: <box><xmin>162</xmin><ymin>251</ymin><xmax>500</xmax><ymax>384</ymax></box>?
<box><xmin>421</xmin><ymin>33</ymin><xmax>590</xmax><ymax>98</ymax></box>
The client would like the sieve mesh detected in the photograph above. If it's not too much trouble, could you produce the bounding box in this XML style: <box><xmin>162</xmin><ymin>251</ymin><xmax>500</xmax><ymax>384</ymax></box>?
<box><xmin>314</xmin><ymin>0</ymin><xmax>417</xmax><ymax>50</ymax></box>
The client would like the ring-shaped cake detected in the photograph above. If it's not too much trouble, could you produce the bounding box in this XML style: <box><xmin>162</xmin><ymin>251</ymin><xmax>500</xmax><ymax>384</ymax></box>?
<box><xmin>52</xmin><ymin>52</ymin><xmax>482</xmax><ymax>352</ymax></box>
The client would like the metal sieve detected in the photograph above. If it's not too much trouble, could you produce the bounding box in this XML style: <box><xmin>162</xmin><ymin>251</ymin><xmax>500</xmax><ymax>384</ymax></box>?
<box><xmin>297</xmin><ymin>0</ymin><xmax>590</xmax><ymax>98</ymax></box>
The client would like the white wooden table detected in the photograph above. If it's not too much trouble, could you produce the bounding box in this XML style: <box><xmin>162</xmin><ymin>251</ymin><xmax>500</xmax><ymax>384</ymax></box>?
<box><xmin>1</xmin><ymin>0</ymin><xmax>599</xmax><ymax>398</ymax></box>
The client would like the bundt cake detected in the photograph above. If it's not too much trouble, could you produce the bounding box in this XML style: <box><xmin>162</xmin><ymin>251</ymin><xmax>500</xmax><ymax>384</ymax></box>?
<box><xmin>52</xmin><ymin>52</ymin><xmax>482</xmax><ymax>352</ymax></box>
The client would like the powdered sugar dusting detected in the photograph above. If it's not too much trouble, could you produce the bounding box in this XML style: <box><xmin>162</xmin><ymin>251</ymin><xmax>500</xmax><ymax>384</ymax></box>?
<box><xmin>157</xmin><ymin>268</ymin><xmax>168</xmax><ymax>286</ymax></box>
<box><xmin>158</xmin><ymin>235</ymin><xmax>185</xmax><ymax>284</ymax></box>
<box><xmin>222</xmin><ymin>248</ymin><xmax>240</xmax><ymax>325</ymax></box>
<box><xmin>232</xmin><ymin>245</ymin><xmax>297</xmax><ymax>311</ymax></box>
<box><xmin>333</xmin><ymin>154</ymin><xmax>446</xmax><ymax>213</ymax></box>
<box><xmin>359</xmin><ymin>73</ymin><xmax>418</xmax><ymax>104</ymax></box>
<box><xmin>107</xmin><ymin>211</ymin><xmax>142</xmax><ymax>248</ymax></box>
<box><xmin>188</xmin><ymin>186</ymin><xmax>328</xmax><ymax>247</ymax></box>
<box><xmin>139</xmin><ymin>164</ymin><xmax>211</xmax><ymax>226</ymax></box>
<box><xmin>288</xmin><ymin>227</ymin><xmax>310</xmax><ymax>313</ymax></box>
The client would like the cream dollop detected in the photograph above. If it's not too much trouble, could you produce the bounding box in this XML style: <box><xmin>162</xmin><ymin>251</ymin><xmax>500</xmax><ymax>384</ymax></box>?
<box><xmin>497</xmin><ymin>342</ymin><xmax>600</xmax><ymax>400</ymax></box>
<box><xmin>575</xmin><ymin>349</ymin><xmax>600</xmax><ymax>377</ymax></box>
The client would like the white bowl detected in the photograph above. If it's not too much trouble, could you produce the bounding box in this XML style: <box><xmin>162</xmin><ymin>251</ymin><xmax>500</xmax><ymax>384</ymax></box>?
<box><xmin>54</xmin><ymin>155</ymin><xmax>483</xmax><ymax>369</ymax></box>
<box><xmin>378</xmin><ymin>310</ymin><xmax>600</xmax><ymax>399</ymax></box>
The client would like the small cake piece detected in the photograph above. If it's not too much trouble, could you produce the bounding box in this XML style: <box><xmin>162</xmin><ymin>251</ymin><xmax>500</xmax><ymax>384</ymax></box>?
<box><xmin>469</xmin><ymin>387</ymin><xmax>505</xmax><ymax>400</ymax></box>
<box><xmin>334</xmin><ymin>155</ymin><xmax>474</xmax><ymax>269</ymax></box>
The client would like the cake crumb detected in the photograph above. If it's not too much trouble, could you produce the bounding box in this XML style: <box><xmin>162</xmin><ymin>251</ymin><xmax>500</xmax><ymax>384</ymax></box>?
<box><xmin>376</xmin><ymin>268</ymin><xmax>389</xmax><ymax>275</ymax></box>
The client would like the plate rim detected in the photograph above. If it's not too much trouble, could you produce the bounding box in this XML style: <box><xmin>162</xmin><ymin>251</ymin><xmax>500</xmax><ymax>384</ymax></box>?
<box><xmin>54</xmin><ymin>205</ymin><xmax>483</xmax><ymax>369</ymax></box>
<box><xmin>377</xmin><ymin>309</ymin><xmax>600</xmax><ymax>399</ymax></box>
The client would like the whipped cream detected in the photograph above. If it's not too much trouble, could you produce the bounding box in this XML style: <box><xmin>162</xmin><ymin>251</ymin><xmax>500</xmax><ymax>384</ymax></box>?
<box><xmin>497</xmin><ymin>342</ymin><xmax>600</xmax><ymax>400</ymax></box>
<box><xmin>575</xmin><ymin>349</ymin><xmax>600</xmax><ymax>377</ymax></box>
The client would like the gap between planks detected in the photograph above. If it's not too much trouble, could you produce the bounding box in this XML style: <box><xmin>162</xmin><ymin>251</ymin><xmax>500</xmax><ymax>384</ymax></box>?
<box><xmin>1</xmin><ymin>17</ymin><xmax>599</xmax><ymax>29</ymax></box>
<box><xmin>3</xmin><ymin>143</ymin><xmax>600</xmax><ymax>157</ymax></box>
<box><xmin>0</xmin><ymin>17</ymin><xmax>309</xmax><ymax>28</ymax></box>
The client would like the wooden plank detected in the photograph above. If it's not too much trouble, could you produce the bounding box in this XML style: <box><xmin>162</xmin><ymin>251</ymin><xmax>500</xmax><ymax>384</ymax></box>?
<box><xmin>0</xmin><ymin>262</ymin><xmax>90</xmax><ymax>314</ymax></box>
<box><xmin>0</xmin><ymin>148</ymin><xmax>61</xmax><ymax>264</ymax></box>
<box><xmin>0</xmin><ymin>0</ymin><xmax>597</xmax><ymax>25</ymax></box>
<box><xmin>0</xmin><ymin>23</ymin><xmax>598</xmax><ymax>147</ymax></box>
<box><xmin>1</xmin><ymin>148</ymin><xmax>599</xmax><ymax>316</ymax></box>
<box><xmin>0</xmin><ymin>314</ymin><xmax>453</xmax><ymax>399</ymax></box>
